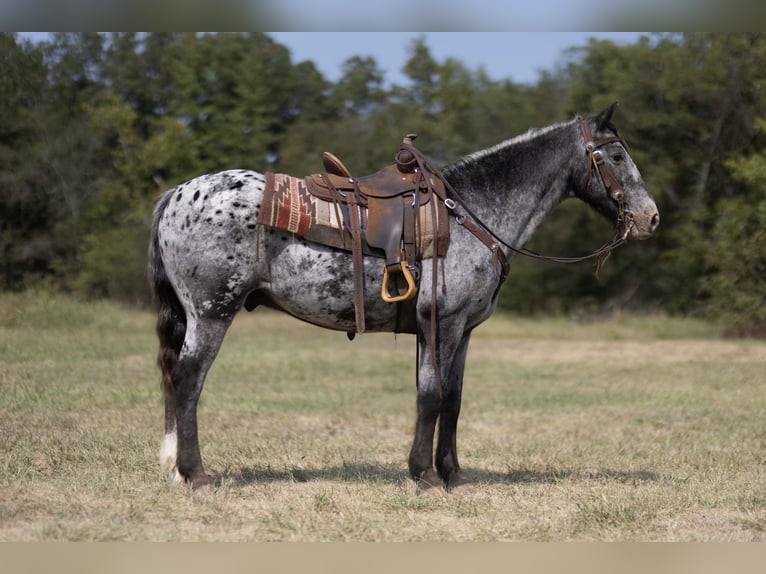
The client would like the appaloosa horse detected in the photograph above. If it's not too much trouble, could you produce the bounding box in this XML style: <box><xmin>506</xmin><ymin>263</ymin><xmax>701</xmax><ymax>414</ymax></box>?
<box><xmin>149</xmin><ymin>103</ymin><xmax>659</xmax><ymax>491</ymax></box>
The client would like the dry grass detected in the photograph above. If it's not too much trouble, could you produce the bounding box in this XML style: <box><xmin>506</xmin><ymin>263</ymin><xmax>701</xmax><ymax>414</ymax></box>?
<box><xmin>1</xmin><ymin>292</ymin><xmax>765</xmax><ymax>541</ymax></box>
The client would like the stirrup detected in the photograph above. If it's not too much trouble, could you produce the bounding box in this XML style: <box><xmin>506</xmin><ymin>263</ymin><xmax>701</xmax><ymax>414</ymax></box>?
<box><xmin>381</xmin><ymin>262</ymin><xmax>417</xmax><ymax>303</ymax></box>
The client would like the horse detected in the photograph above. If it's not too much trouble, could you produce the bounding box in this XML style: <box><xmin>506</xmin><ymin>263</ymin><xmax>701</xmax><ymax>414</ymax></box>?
<box><xmin>148</xmin><ymin>102</ymin><xmax>659</xmax><ymax>492</ymax></box>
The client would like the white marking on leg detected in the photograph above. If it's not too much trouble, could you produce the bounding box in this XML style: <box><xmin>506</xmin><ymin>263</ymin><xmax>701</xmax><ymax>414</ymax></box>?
<box><xmin>159</xmin><ymin>431</ymin><xmax>183</xmax><ymax>484</ymax></box>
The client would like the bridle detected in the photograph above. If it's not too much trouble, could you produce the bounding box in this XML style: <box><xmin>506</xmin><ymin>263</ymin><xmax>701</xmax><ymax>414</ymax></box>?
<box><xmin>578</xmin><ymin>118</ymin><xmax>634</xmax><ymax>241</ymax></box>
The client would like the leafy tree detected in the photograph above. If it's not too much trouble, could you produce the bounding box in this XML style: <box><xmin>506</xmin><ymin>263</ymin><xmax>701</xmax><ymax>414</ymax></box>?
<box><xmin>401</xmin><ymin>36</ymin><xmax>439</xmax><ymax>111</ymax></box>
<box><xmin>510</xmin><ymin>33</ymin><xmax>766</xmax><ymax>318</ymax></box>
<box><xmin>704</xmin><ymin>118</ymin><xmax>766</xmax><ymax>335</ymax></box>
<box><xmin>333</xmin><ymin>55</ymin><xmax>386</xmax><ymax>116</ymax></box>
<box><xmin>269</xmin><ymin>57</ymin><xmax>339</xmax><ymax>175</ymax></box>
<box><xmin>179</xmin><ymin>33</ymin><xmax>297</xmax><ymax>173</ymax></box>
<box><xmin>277</xmin><ymin>53</ymin><xmax>393</xmax><ymax>176</ymax></box>
<box><xmin>0</xmin><ymin>34</ymin><xmax>49</xmax><ymax>289</ymax></box>
<box><xmin>72</xmin><ymin>33</ymin><xmax>306</xmax><ymax>302</ymax></box>
<box><xmin>0</xmin><ymin>33</ymin><xmax>114</xmax><ymax>289</ymax></box>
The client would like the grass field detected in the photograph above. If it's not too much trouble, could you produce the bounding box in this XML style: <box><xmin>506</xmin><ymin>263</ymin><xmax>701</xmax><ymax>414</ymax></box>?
<box><xmin>1</xmin><ymin>292</ymin><xmax>765</xmax><ymax>541</ymax></box>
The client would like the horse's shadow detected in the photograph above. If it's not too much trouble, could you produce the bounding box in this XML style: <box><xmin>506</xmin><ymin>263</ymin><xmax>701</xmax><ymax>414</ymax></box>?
<box><xmin>213</xmin><ymin>463</ymin><xmax>661</xmax><ymax>488</ymax></box>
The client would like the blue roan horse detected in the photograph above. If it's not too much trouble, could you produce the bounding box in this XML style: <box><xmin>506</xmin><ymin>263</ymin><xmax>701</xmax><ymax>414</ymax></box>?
<box><xmin>149</xmin><ymin>103</ymin><xmax>659</xmax><ymax>491</ymax></box>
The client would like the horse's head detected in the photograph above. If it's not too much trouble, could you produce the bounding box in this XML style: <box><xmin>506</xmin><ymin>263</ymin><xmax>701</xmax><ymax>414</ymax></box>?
<box><xmin>577</xmin><ymin>102</ymin><xmax>659</xmax><ymax>241</ymax></box>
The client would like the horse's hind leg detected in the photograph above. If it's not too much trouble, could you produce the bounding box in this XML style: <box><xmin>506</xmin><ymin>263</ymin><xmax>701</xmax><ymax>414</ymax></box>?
<box><xmin>160</xmin><ymin>389</ymin><xmax>182</xmax><ymax>484</ymax></box>
<box><xmin>171</xmin><ymin>315</ymin><xmax>233</xmax><ymax>489</ymax></box>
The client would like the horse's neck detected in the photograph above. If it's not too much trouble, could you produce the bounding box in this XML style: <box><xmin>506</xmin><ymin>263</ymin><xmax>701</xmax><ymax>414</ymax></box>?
<box><xmin>444</xmin><ymin>123</ymin><xmax>578</xmax><ymax>248</ymax></box>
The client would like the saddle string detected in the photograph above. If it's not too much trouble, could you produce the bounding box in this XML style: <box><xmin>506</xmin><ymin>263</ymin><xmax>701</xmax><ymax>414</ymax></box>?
<box><xmin>404</xmin><ymin>153</ymin><xmax>445</xmax><ymax>395</ymax></box>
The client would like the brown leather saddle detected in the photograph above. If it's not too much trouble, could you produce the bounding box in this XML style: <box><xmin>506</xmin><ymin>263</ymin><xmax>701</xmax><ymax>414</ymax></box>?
<box><xmin>303</xmin><ymin>134</ymin><xmax>449</xmax><ymax>333</ymax></box>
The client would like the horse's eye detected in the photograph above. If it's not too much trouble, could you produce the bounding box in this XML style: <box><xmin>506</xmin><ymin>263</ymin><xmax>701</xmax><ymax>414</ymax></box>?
<box><xmin>611</xmin><ymin>152</ymin><xmax>625</xmax><ymax>163</ymax></box>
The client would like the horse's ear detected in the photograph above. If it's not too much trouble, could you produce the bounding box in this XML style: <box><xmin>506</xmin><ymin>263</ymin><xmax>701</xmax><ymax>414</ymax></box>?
<box><xmin>595</xmin><ymin>101</ymin><xmax>619</xmax><ymax>131</ymax></box>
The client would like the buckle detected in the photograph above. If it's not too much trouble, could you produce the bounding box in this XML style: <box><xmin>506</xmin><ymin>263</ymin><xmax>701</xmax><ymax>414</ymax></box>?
<box><xmin>592</xmin><ymin>149</ymin><xmax>605</xmax><ymax>165</ymax></box>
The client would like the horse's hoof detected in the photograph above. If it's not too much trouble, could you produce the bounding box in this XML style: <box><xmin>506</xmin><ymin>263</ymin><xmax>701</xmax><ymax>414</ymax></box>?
<box><xmin>189</xmin><ymin>473</ymin><xmax>213</xmax><ymax>491</ymax></box>
<box><xmin>164</xmin><ymin>467</ymin><xmax>185</xmax><ymax>485</ymax></box>
<box><xmin>416</xmin><ymin>481</ymin><xmax>446</xmax><ymax>497</ymax></box>
<box><xmin>415</xmin><ymin>469</ymin><xmax>444</xmax><ymax>495</ymax></box>
<box><xmin>446</xmin><ymin>471</ymin><xmax>476</xmax><ymax>492</ymax></box>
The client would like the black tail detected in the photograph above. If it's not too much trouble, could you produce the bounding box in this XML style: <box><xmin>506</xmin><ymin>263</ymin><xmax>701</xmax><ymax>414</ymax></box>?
<box><xmin>148</xmin><ymin>190</ymin><xmax>186</xmax><ymax>416</ymax></box>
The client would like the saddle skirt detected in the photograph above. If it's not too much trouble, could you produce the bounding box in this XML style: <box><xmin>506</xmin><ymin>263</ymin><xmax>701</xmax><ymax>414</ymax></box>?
<box><xmin>257</xmin><ymin>172</ymin><xmax>449</xmax><ymax>259</ymax></box>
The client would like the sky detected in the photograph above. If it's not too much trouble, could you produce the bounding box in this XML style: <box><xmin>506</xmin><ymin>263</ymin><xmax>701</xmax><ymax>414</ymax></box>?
<box><xmin>18</xmin><ymin>31</ymin><xmax>647</xmax><ymax>87</ymax></box>
<box><xmin>1</xmin><ymin>0</ymin><xmax>745</xmax><ymax>31</ymax></box>
<box><xmin>269</xmin><ymin>32</ymin><xmax>646</xmax><ymax>86</ymax></box>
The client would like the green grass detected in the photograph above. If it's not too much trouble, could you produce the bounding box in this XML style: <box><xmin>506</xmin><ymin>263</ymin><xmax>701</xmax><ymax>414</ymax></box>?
<box><xmin>1</xmin><ymin>292</ymin><xmax>764</xmax><ymax>541</ymax></box>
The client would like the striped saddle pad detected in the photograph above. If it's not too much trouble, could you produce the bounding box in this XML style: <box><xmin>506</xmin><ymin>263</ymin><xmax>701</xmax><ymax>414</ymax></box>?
<box><xmin>257</xmin><ymin>172</ymin><xmax>449</xmax><ymax>259</ymax></box>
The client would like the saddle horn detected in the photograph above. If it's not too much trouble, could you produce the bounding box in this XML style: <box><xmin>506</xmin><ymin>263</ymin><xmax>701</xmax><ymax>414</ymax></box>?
<box><xmin>395</xmin><ymin>133</ymin><xmax>419</xmax><ymax>173</ymax></box>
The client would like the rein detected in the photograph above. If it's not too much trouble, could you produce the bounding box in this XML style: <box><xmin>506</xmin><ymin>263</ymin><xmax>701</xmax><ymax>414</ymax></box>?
<box><xmin>400</xmin><ymin>119</ymin><xmax>634</xmax><ymax>276</ymax></box>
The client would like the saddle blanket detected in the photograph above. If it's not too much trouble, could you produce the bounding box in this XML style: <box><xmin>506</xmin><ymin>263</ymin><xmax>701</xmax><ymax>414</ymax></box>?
<box><xmin>257</xmin><ymin>172</ymin><xmax>448</xmax><ymax>258</ymax></box>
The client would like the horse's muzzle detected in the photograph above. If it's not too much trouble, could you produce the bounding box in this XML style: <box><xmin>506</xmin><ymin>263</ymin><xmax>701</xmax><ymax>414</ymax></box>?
<box><xmin>626</xmin><ymin>202</ymin><xmax>660</xmax><ymax>240</ymax></box>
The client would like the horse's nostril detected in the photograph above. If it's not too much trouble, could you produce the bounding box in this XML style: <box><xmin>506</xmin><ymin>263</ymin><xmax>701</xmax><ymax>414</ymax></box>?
<box><xmin>650</xmin><ymin>212</ymin><xmax>660</xmax><ymax>230</ymax></box>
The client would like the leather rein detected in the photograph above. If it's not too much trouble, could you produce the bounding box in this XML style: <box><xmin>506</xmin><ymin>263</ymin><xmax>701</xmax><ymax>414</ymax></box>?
<box><xmin>401</xmin><ymin>119</ymin><xmax>635</xmax><ymax>278</ymax></box>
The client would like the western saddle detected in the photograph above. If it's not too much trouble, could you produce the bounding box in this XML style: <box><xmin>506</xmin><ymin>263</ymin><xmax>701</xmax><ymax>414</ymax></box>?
<box><xmin>302</xmin><ymin>134</ymin><xmax>449</xmax><ymax>334</ymax></box>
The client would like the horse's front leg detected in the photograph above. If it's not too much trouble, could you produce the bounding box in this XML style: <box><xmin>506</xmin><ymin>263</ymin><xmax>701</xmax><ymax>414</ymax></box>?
<box><xmin>408</xmin><ymin>333</ymin><xmax>442</xmax><ymax>491</ymax></box>
<box><xmin>436</xmin><ymin>332</ymin><xmax>474</xmax><ymax>491</ymax></box>
<box><xmin>408</xmin><ymin>317</ymin><xmax>466</xmax><ymax>492</ymax></box>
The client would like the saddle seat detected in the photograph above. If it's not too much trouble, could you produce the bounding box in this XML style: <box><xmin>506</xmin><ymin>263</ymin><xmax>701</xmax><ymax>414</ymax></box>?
<box><xmin>307</xmin><ymin>151</ymin><xmax>438</xmax><ymax>205</ymax></box>
<box><xmin>307</xmin><ymin>167</ymin><xmax>434</xmax><ymax>202</ymax></box>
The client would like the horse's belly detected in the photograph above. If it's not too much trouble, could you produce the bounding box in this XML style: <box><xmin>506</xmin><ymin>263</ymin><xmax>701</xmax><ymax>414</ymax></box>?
<box><xmin>256</xmin><ymin>239</ymin><xmax>399</xmax><ymax>333</ymax></box>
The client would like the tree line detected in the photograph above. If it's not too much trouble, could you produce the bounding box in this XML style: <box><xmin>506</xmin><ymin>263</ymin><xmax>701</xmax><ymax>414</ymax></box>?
<box><xmin>1</xmin><ymin>32</ymin><xmax>764</xmax><ymax>334</ymax></box>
